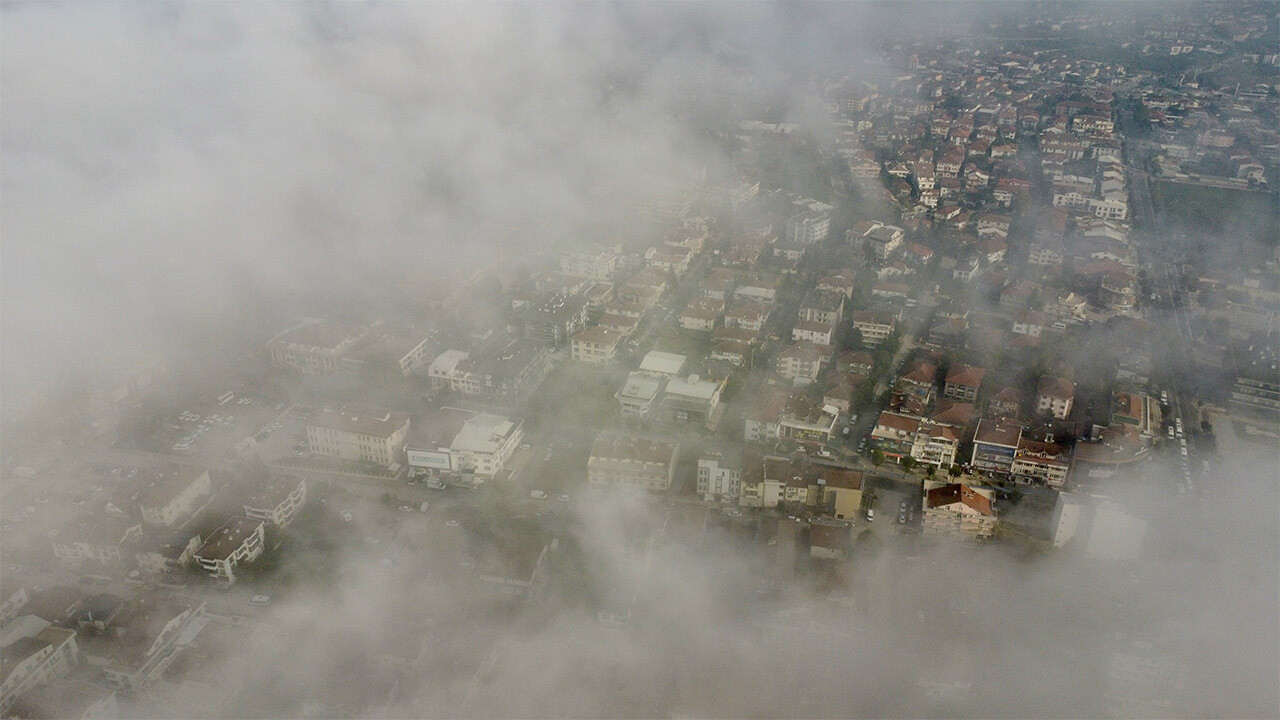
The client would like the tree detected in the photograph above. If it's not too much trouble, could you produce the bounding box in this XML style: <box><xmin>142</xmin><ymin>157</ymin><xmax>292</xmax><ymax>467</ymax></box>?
<box><xmin>901</xmin><ymin>456</ymin><xmax>917</xmax><ymax>471</ymax></box>
<box><xmin>871</xmin><ymin>450</ymin><xmax>886</xmax><ymax>468</ymax></box>
<box><xmin>926</xmin><ymin>465</ymin><xmax>937</xmax><ymax>479</ymax></box>
<box><xmin>948</xmin><ymin>464</ymin><xmax>963</xmax><ymax>478</ymax></box>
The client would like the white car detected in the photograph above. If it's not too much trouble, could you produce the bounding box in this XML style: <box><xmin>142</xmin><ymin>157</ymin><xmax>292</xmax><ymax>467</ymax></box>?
<box><xmin>446</xmin><ymin>519</ymin><xmax>460</xmax><ymax>527</ymax></box>
<box><xmin>249</xmin><ymin>595</ymin><xmax>271</xmax><ymax>606</ymax></box>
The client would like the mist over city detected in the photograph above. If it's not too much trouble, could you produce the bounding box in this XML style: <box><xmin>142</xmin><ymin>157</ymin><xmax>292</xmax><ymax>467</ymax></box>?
<box><xmin>2</xmin><ymin>2</ymin><xmax>1278</xmax><ymax>719</ymax></box>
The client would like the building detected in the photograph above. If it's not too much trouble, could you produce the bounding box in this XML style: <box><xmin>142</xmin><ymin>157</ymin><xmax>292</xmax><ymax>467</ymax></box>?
<box><xmin>98</xmin><ymin>596</ymin><xmax>206</xmax><ymax>692</ymax></box>
<box><xmin>744</xmin><ymin>388</ymin><xmax>789</xmax><ymax>444</ymax></box>
<box><xmin>1010</xmin><ymin>437</ymin><xmax>1072</xmax><ymax>487</ymax></box>
<box><xmin>852</xmin><ymin>310</ymin><xmax>898</xmax><ymax>347</ymax></box>
<box><xmin>446</xmin><ymin>413</ymin><xmax>524</xmax><ymax>477</ymax></box>
<box><xmin>192</xmin><ymin>516</ymin><xmax>265</xmax><ymax>584</ymax></box>
<box><xmin>7</xmin><ymin>677</ymin><xmax>119</xmax><ymax>720</ymax></box>
<box><xmin>638</xmin><ymin>351</ymin><xmax>687</xmax><ymax>378</ymax></box>
<box><xmin>616</xmin><ymin>372</ymin><xmax>666</xmax><ymax>419</ymax></box>
<box><xmin>798</xmin><ymin>289</ymin><xmax>845</xmax><ymax>325</ymax></box>
<box><xmin>776</xmin><ymin>343</ymin><xmax>831</xmax><ymax>387</ymax></box>
<box><xmin>427</xmin><ymin>337</ymin><xmax>551</xmax><ymax>401</ymax></box>
<box><xmin>970</xmin><ymin>419</ymin><xmax>1023</xmax><ymax>474</ymax></box>
<box><xmin>1052</xmin><ymin>493</ymin><xmax>1147</xmax><ymax>559</ymax></box>
<box><xmin>135</xmin><ymin>465</ymin><xmax>212</xmax><ymax>528</ymax></box>
<box><xmin>51</xmin><ymin>517</ymin><xmax>142</xmax><ymax>566</ymax></box>
<box><xmin>870</xmin><ymin>411</ymin><xmax>921</xmax><ymax>461</ymax></box>
<box><xmin>306</xmin><ymin>408</ymin><xmax>411</xmax><ymax>467</ymax></box>
<box><xmin>1036</xmin><ymin>376</ymin><xmax>1076</xmax><ymax>419</ymax></box>
<box><xmin>779</xmin><ymin>401</ymin><xmax>839</xmax><ymax>447</ymax></box>
<box><xmin>943</xmin><ymin>365</ymin><xmax>985</xmax><ymax>403</ymax></box>
<box><xmin>679</xmin><ymin>298</ymin><xmax>723</xmax><ymax>331</ymax></box>
<box><xmin>863</xmin><ymin>224</ymin><xmax>905</xmax><ymax>260</ymax></box>
<box><xmin>792</xmin><ymin>320</ymin><xmax>837</xmax><ymax>346</ymax></box>
<box><xmin>785</xmin><ymin>208</ymin><xmax>832</xmax><ymax>245</ymax></box>
<box><xmin>242</xmin><ymin>475</ymin><xmax>307</xmax><ymax>528</ymax></box>
<box><xmin>266</xmin><ymin>319</ymin><xmax>370</xmax><ymax>375</ymax></box>
<box><xmin>911</xmin><ymin>421</ymin><xmax>962</xmax><ymax>468</ymax></box>
<box><xmin>587</xmin><ymin>433</ymin><xmax>680</xmax><ymax>492</ymax></box>
<box><xmin>697</xmin><ymin>449</ymin><xmax>743</xmax><ymax>502</ymax></box>
<box><xmin>570</xmin><ymin>326</ymin><xmax>625</xmax><ymax>366</ymax></box>
<box><xmin>658</xmin><ymin>375</ymin><xmax>723</xmax><ymax>426</ymax></box>
<box><xmin>0</xmin><ymin>622</ymin><xmax>79</xmax><ymax>715</ymax></box>
<box><xmin>522</xmin><ymin>294</ymin><xmax>589</xmax><ymax>347</ymax></box>
<box><xmin>560</xmin><ymin>249</ymin><xmax>618</xmax><ymax>281</ymax></box>
<box><xmin>922</xmin><ymin>482</ymin><xmax>997</xmax><ymax>539</ymax></box>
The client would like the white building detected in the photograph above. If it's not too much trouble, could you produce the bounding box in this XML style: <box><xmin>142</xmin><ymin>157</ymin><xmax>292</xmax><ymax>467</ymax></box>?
<box><xmin>587</xmin><ymin>433</ymin><xmax>680</xmax><ymax>492</ymax></box>
<box><xmin>192</xmin><ymin>516</ymin><xmax>265</xmax><ymax>584</ymax></box>
<box><xmin>136</xmin><ymin>465</ymin><xmax>212</xmax><ymax>528</ymax></box>
<box><xmin>638</xmin><ymin>351</ymin><xmax>687</xmax><ymax>377</ymax></box>
<box><xmin>697</xmin><ymin>452</ymin><xmax>742</xmax><ymax>502</ymax></box>
<box><xmin>99</xmin><ymin>597</ymin><xmax>206</xmax><ymax>692</ymax></box>
<box><xmin>307</xmin><ymin>409</ymin><xmax>411</xmax><ymax>467</ymax></box>
<box><xmin>570</xmin><ymin>326</ymin><xmax>625</xmax><ymax>366</ymax></box>
<box><xmin>1052</xmin><ymin>493</ymin><xmax>1147</xmax><ymax>559</ymax></box>
<box><xmin>922</xmin><ymin>482</ymin><xmax>997</xmax><ymax>539</ymax></box>
<box><xmin>1036</xmin><ymin>377</ymin><xmax>1076</xmax><ymax>419</ymax></box>
<box><xmin>447</xmin><ymin>413</ymin><xmax>524</xmax><ymax>477</ymax></box>
<box><xmin>616</xmin><ymin>372</ymin><xmax>665</xmax><ymax>419</ymax></box>
<box><xmin>242</xmin><ymin>475</ymin><xmax>307</xmax><ymax>528</ymax></box>
<box><xmin>0</xmin><ymin>621</ymin><xmax>79</xmax><ymax>715</ymax></box>
<box><xmin>658</xmin><ymin>375</ymin><xmax>723</xmax><ymax>426</ymax></box>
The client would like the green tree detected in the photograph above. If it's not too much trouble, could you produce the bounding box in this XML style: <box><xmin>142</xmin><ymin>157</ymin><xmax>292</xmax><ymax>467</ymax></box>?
<box><xmin>948</xmin><ymin>464</ymin><xmax>963</xmax><ymax>478</ymax></box>
<box><xmin>901</xmin><ymin>456</ymin><xmax>916</xmax><ymax>472</ymax></box>
<box><xmin>926</xmin><ymin>465</ymin><xmax>937</xmax><ymax>479</ymax></box>
<box><xmin>871</xmin><ymin>450</ymin><xmax>886</xmax><ymax>468</ymax></box>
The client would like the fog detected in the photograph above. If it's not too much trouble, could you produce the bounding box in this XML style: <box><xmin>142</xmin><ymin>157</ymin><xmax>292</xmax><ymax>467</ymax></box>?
<box><xmin>2</xmin><ymin>2</ymin><xmax>1278</xmax><ymax>719</ymax></box>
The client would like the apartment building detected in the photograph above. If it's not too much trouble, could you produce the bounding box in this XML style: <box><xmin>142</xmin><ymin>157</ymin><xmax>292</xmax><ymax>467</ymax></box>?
<box><xmin>697</xmin><ymin>450</ymin><xmax>743</xmax><ymax>502</ymax></box>
<box><xmin>99</xmin><ymin>596</ymin><xmax>206</xmax><ymax>692</ymax></box>
<box><xmin>560</xmin><ymin>249</ymin><xmax>619</xmax><ymax>281</ymax></box>
<box><xmin>570</xmin><ymin>326</ymin><xmax>625</xmax><ymax>366</ymax></box>
<box><xmin>242</xmin><ymin>475</ymin><xmax>307</xmax><ymax>528</ymax></box>
<box><xmin>587</xmin><ymin>433</ymin><xmax>680</xmax><ymax>492</ymax></box>
<box><xmin>51</xmin><ymin>516</ymin><xmax>142</xmax><ymax>566</ymax></box>
<box><xmin>307</xmin><ymin>409</ymin><xmax>411</xmax><ymax>467</ymax></box>
<box><xmin>522</xmin><ymin>294</ymin><xmax>589</xmax><ymax>348</ymax></box>
<box><xmin>446</xmin><ymin>413</ymin><xmax>524</xmax><ymax>477</ymax></box>
<box><xmin>1010</xmin><ymin>437</ymin><xmax>1072</xmax><ymax>488</ymax></box>
<box><xmin>193</xmin><ymin>516</ymin><xmax>265</xmax><ymax>584</ymax></box>
<box><xmin>136</xmin><ymin>465</ymin><xmax>212</xmax><ymax>528</ymax></box>
<box><xmin>266</xmin><ymin>318</ymin><xmax>370</xmax><ymax>375</ymax></box>
<box><xmin>0</xmin><ymin>623</ymin><xmax>79</xmax><ymax>715</ymax></box>
<box><xmin>616</xmin><ymin>372</ymin><xmax>666</xmax><ymax>419</ymax></box>
<box><xmin>658</xmin><ymin>375</ymin><xmax>723</xmax><ymax>426</ymax></box>
<box><xmin>943</xmin><ymin>365</ymin><xmax>986</xmax><ymax>403</ymax></box>
<box><xmin>776</xmin><ymin>343</ymin><xmax>831</xmax><ymax>387</ymax></box>
<box><xmin>922</xmin><ymin>482</ymin><xmax>997</xmax><ymax>539</ymax></box>
<box><xmin>971</xmin><ymin>419</ymin><xmax>1023</xmax><ymax>474</ymax></box>
<box><xmin>852</xmin><ymin>310</ymin><xmax>897</xmax><ymax>347</ymax></box>
<box><xmin>427</xmin><ymin>337</ymin><xmax>551</xmax><ymax>402</ymax></box>
<box><xmin>1036</xmin><ymin>376</ymin><xmax>1076</xmax><ymax>419</ymax></box>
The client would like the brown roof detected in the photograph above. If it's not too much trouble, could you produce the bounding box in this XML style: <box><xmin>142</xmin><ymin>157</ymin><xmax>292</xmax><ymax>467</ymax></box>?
<box><xmin>974</xmin><ymin>419</ymin><xmax>1023</xmax><ymax>447</ymax></box>
<box><xmin>900</xmin><ymin>361</ymin><xmax>938</xmax><ymax>386</ymax></box>
<box><xmin>945</xmin><ymin>364</ymin><xmax>986</xmax><ymax>388</ymax></box>
<box><xmin>589</xmin><ymin>433</ymin><xmax>678</xmax><ymax>466</ymax></box>
<box><xmin>1038</xmin><ymin>376</ymin><xmax>1076</xmax><ymax>400</ymax></box>
<box><xmin>309</xmin><ymin>408</ymin><xmax>410</xmax><ymax>438</ymax></box>
<box><xmin>931</xmin><ymin>400</ymin><xmax>976</xmax><ymax>426</ymax></box>
<box><xmin>875</xmin><ymin>411</ymin><xmax>921</xmax><ymax>434</ymax></box>
<box><xmin>1015</xmin><ymin>437</ymin><xmax>1068</xmax><ymax>465</ymax></box>
<box><xmin>925</xmin><ymin>483</ymin><xmax>994</xmax><ymax>516</ymax></box>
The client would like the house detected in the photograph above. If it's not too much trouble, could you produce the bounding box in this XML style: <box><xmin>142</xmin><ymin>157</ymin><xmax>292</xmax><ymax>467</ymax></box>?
<box><xmin>192</xmin><ymin>517</ymin><xmax>264</xmax><ymax>584</ymax></box>
<box><xmin>1036</xmin><ymin>376</ymin><xmax>1076</xmax><ymax>419</ymax></box>
<box><xmin>98</xmin><ymin>595</ymin><xmax>207</xmax><ymax>692</ymax></box>
<box><xmin>307</xmin><ymin>408</ymin><xmax>410</xmax><ymax>467</ymax></box>
<box><xmin>242</xmin><ymin>475</ymin><xmax>307</xmax><ymax>528</ymax></box>
<box><xmin>426</xmin><ymin>337</ymin><xmax>551</xmax><ymax>401</ymax></box>
<box><xmin>1010</xmin><ymin>436</ymin><xmax>1072</xmax><ymax>487</ymax></box>
<box><xmin>943</xmin><ymin>365</ymin><xmax>986</xmax><ymax>403</ymax></box>
<box><xmin>644</xmin><ymin>245</ymin><xmax>692</xmax><ymax>277</ymax></box>
<box><xmin>922</xmin><ymin>482</ymin><xmax>997</xmax><ymax>539</ymax></box>
<box><xmin>0</xmin><ymin>622</ymin><xmax>79</xmax><ymax>716</ymax></box>
<box><xmin>710</xmin><ymin>340</ymin><xmax>752</xmax><ymax>368</ymax></box>
<box><xmin>970</xmin><ymin>419</ymin><xmax>1023</xmax><ymax>474</ymax></box>
<box><xmin>587</xmin><ymin>433</ymin><xmax>680</xmax><ymax>492</ymax></box>
<box><xmin>135</xmin><ymin>465</ymin><xmax>212</xmax><ymax>528</ymax></box>
<box><xmin>570</xmin><ymin>326</ymin><xmax>626</xmax><ymax>366</ymax></box>
<box><xmin>1048</xmin><ymin>292</ymin><xmax>1088</xmax><ymax>322</ymax></box>
<box><xmin>733</xmin><ymin>279</ymin><xmax>778</xmax><ymax>305</ymax></box>
<box><xmin>904</xmin><ymin>242</ymin><xmax>935</xmax><ymax>265</ymax></box>
<box><xmin>863</xmin><ymin>224</ymin><xmax>906</xmax><ymax>260</ymax></box>
<box><xmin>658</xmin><ymin>375</ymin><xmax>724</xmax><ymax>426</ymax></box>
<box><xmin>134</xmin><ymin>530</ymin><xmax>202</xmax><ymax>575</ymax></box>
<box><xmin>724</xmin><ymin>302</ymin><xmax>771</xmax><ymax>332</ymax></box>
<box><xmin>809</xmin><ymin>522</ymin><xmax>852</xmax><ymax>561</ymax></box>
<box><xmin>701</xmin><ymin>269</ymin><xmax>736</xmax><ymax>300</ymax></box>
<box><xmin>952</xmin><ymin>256</ymin><xmax>980</xmax><ymax>281</ymax></box>
<box><xmin>616</xmin><ymin>372</ymin><xmax>666</xmax><ymax>419</ymax></box>
<box><xmin>817</xmin><ymin>273</ymin><xmax>855</xmax><ymax>299</ymax></box>
<box><xmin>872</xmin><ymin>282</ymin><xmax>909</xmax><ymax>300</ymax></box>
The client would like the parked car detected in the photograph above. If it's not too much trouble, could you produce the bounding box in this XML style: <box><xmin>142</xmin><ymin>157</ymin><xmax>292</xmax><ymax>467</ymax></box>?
<box><xmin>249</xmin><ymin>595</ymin><xmax>271</xmax><ymax>606</ymax></box>
<box><xmin>530</xmin><ymin>490</ymin><xmax>547</xmax><ymax>499</ymax></box>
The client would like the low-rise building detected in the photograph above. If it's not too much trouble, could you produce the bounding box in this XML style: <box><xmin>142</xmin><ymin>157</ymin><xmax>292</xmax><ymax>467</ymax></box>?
<box><xmin>570</xmin><ymin>326</ymin><xmax>625</xmax><ymax>366</ymax></box>
<box><xmin>522</xmin><ymin>294</ymin><xmax>589</xmax><ymax>348</ymax></box>
<box><xmin>306</xmin><ymin>408</ymin><xmax>411</xmax><ymax>467</ymax></box>
<box><xmin>51</xmin><ymin>517</ymin><xmax>142</xmax><ymax>566</ymax></box>
<box><xmin>136</xmin><ymin>465</ymin><xmax>212</xmax><ymax>528</ymax></box>
<box><xmin>1010</xmin><ymin>437</ymin><xmax>1072</xmax><ymax>487</ymax></box>
<box><xmin>242</xmin><ymin>476</ymin><xmax>307</xmax><ymax>528</ymax></box>
<box><xmin>638</xmin><ymin>351</ymin><xmax>687</xmax><ymax>378</ymax></box>
<box><xmin>970</xmin><ymin>419</ymin><xmax>1023</xmax><ymax>474</ymax></box>
<box><xmin>426</xmin><ymin>337</ymin><xmax>551</xmax><ymax>402</ymax></box>
<box><xmin>922</xmin><ymin>482</ymin><xmax>997</xmax><ymax>539</ymax></box>
<box><xmin>943</xmin><ymin>365</ymin><xmax>985</xmax><ymax>403</ymax></box>
<box><xmin>870</xmin><ymin>411</ymin><xmax>921</xmax><ymax>461</ymax></box>
<box><xmin>776</xmin><ymin>343</ymin><xmax>831</xmax><ymax>387</ymax></box>
<box><xmin>98</xmin><ymin>596</ymin><xmax>206</xmax><ymax>692</ymax></box>
<box><xmin>0</xmin><ymin>622</ymin><xmax>79</xmax><ymax>715</ymax></box>
<box><xmin>911</xmin><ymin>421</ymin><xmax>962</xmax><ymax>468</ymax></box>
<box><xmin>447</xmin><ymin>414</ymin><xmax>524</xmax><ymax>478</ymax></box>
<box><xmin>697</xmin><ymin>449</ymin><xmax>743</xmax><ymax>502</ymax></box>
<box><xmin>658</xmin><ymin>375</ymin><xmax>723</xmax><ymax>426</ymax></box>
<box><xmin>616</xmin><ymin>372</ymin><xmax>666</xmax><ymax>419</ymax></box>
<box><xmin>1036</xmin><ymin>376</ymin><xmax>1076</xmax><ymax>419</ymax></box>
<box><xmin>792</xmin><ymin>320</ymin><xmax>837</xmax><ymax>346</ymax></box>
<box><xmin>192</xmin><ymin>516</ymin><xmax>265</xmax><ymax>584</ymax></box>
<box><xmin>587</xmin><ymin>433</ymin><xmax>680</xmax><ymax>492</ymax></box>
<box><xmin>852</xmin><ymin>310</ymin><xmax>898</xmax><ymax>347</ymax></box>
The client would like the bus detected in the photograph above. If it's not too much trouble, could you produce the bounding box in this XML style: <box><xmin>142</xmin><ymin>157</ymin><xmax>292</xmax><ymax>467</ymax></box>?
<box><xmin>217</xmin><ymin>391</ymin><xmax>235</xmax><ymax>406</ymax></box>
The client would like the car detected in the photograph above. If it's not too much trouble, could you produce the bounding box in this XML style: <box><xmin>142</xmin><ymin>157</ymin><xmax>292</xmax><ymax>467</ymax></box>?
<box><xmin>399</xmin><ymin>505</ymin><xmax>413</xmax><ymax>512</ymax></box>
<box><xmin>520</xmin><ymin>442</ymin><xmax>532</xmax><ymax>449</ymax></box>
<box><xmin>71</xmin><ymin>498</ymin><xmax>85</xmax><ymax>506</ymax></box>
<box><xmin>36</xmin><ymin>496</ymin><xmax>49</xmax><ymax>504</ymax></box>
<box><xmin>558</xmin><ymin>494</ymin><xmax>571</xmax><ymax>502</ymax></box>
<box><xmin>364</xmin><ymin>536</ymin><xmax>379</xmax><ymax>544</ymax></box>
<box><xmin>291</xmin><ymin>449</ymin><xmax>304</xmax><ymax>456</ymax></box>
<box><xmin>340</xmin><ymin>510</ymin><xmax>352</xmax><ymax>522</ymax></box>
<box><xmin>530</xmin><ymin>490</ymin><xmax>547</xmax><ymax>499</ymax></box>
<box><xmin>866</xmin><ymin>509</ymin><xmax>875</xmax><ymax>521</ymax></box>
<box><xmin>249</xmin><ymin>595</ymin><xmax>271</xmax><ymax>606</ymax></box>
<box><xmin>109</xmin><ymin>468</ymin><xmax>122</xmax><ymax>477</ymax></box>
<box><xmin>899</xmin><ymin>501</ymin><xmax>908</xmax><ymax>512</ymax></box>
<box><xmin>898</xmin><ymin>513</ymin><xmax>907</xmax><ymax>524</ymax></box>
<box><xmin>446</xmin><ymin>519</ymin><xmax>460</xmax><ymax>527</ymax></box>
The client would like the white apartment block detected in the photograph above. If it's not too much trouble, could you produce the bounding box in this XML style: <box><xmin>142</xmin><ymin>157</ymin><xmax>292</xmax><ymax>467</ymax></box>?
<box><xmin>571</xmin><ymin>326</ymin><xmax>625</xmax><ymax>366</ymax></box>
<box><xmin>136</xmin><ymin>465</ymin><xmax>212</xmax><ymax>528</ymax></box>
<box><xmin>587</xmin><ymin>433</ymin><xmax>680</xmax><ymax>492</ymax></box>
<box><xmin>193</xmin><ymin>516</ymin><xmax>265</xmax><ymax>584</ymax></box>
<box><xmin>448</xmin><ymin>413</ymin><xmax>524</xmax><ymax>477</ymax></box>
<box><xmin>697</xmin><ymin>455</ymin><xmax>742</xmax><ymax>502</ymax></box>
<box><xmin>0</xmin><ymin>624</ymin><xmax>79</xmax><ymax>715</ymax></box>
<box><xmin>242</xmin><ymin>475</ymin><xmax>307</xmax><ymax>527</ymax></box>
